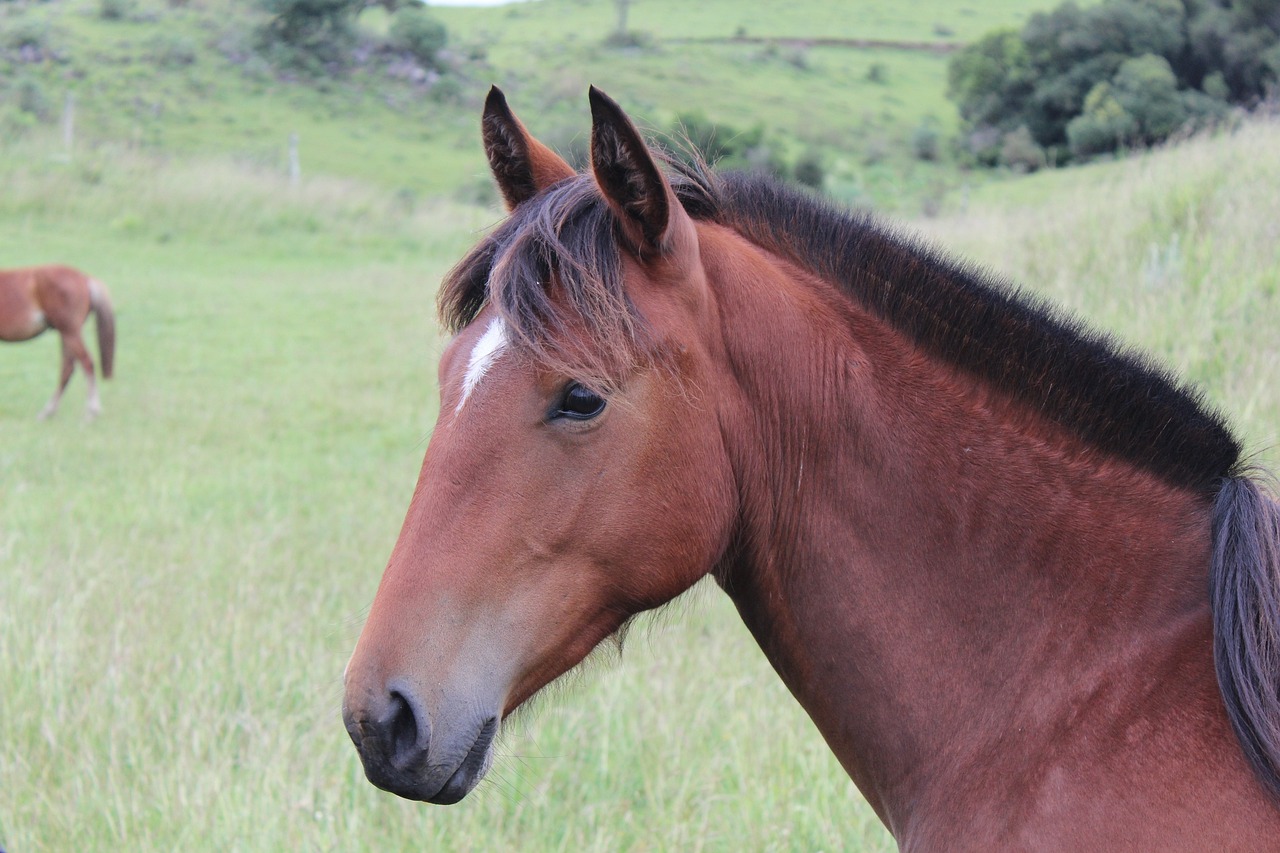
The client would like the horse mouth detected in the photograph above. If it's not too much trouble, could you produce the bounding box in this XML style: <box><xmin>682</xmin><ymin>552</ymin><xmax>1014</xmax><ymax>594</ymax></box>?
<box><xmin>425</xmin><ymin>716</ymin><xmax>498</xmax><ymax>804</ymax></box>
<box><xmin>349</xmin><ymin>712</ymin><xmax>499</xmax><ymax>805</ymax></box>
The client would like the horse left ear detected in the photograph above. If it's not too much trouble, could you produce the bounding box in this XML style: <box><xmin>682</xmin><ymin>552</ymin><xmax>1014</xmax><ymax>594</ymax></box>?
<box><xmin>482</xmin><ymin>86</ymin><xmax>575</xmax><ymax>211</ymax></box>
<box><xmin>588</xmin><ymin>86</ymin><xmax>682</xmax><ymax>256</ymax></box>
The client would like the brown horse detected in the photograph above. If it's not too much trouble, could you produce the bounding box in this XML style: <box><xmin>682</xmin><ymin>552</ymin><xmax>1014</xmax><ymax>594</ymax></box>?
<box><xmin>343</xmin><ymin>88</ymin><xmax>1280</xmax><ymax>849</ymax></box>
<box><xmin>0</xmin><ymin>264</ymin><xmax>115</xmax><ymax>420</ymax></box>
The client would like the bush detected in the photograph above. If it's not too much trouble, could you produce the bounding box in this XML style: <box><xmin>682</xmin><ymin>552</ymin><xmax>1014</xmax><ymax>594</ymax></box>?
<box><xmin>15</xmin><ymin>75</ymin><xmax>49</xmax><ymax>117</ymax></box>
<box><xmin>603</xmin><ymin>30</ymin><xmax>654</xmax><ymax>49</ymax></box>
<box><xmin>1181</xmin><ymin>87</ymin><xmax>1232</xmax><ymax>128</ymax></box>
<box><xmin>742</xmin><ymin>142</ymin><xmax>787</xmax><ymax>178</ymax></box>
<box><xmin>5</xmin><ymin>19</ymin><xmax>51</xmax><ymax>51</ymax></box>
<box><xmin>1202</xmin><ymin>70</ymin><xmax>1230</xmax><ymax>101</ymax></box>
<box><xmin>962</xmin><ymin>124</ymin><xmax>1003</xmax><ymax>166</ymax></box>
<box><xmin>1067</xmin><ymin>82</ymin><xmax>1138</xmax><ymax>157</ymax></box>
<box><xmin>389</xmin><ymin>5</ymin><xmax>447</xmax><ymax>69</ymax></box>
<box><xmin>910</xmin><ymin>119</ymin><xmax>941</xmax><ymax>161</ymax></box>
<box><xmin>257</xmin><ymin>0</ymin><xmax>361</xmax><ymax>69</ymax></box>
<box><xmin>999</xmin><ymin>125</ymin><xmax>1046</xmax><ymax>172</ymax></box>
<box><xmin>147</xmin><ymin>33</ymin><xmax>198</xmax><ymax>67</ymax></box>
<box><xmin>793</xmin><ymin>149</ymin><xmax>826</xmax><ymax>190</ymax></box>
<box><xmin>670</xmin><ymin>110</ymin><xmax>736</xmax><ymax>164</ymax></box>
<box><xmin>946</xmin><ymin>28</ymin><xmax>1031</xmax><ymax>128</ymax></box>
<box><xmin>666</xmin><ymin>112</ymin><xmax>788</xmax><ymax>180</ymax></box>
<box><xmin>15</xmin><ymin>77</ymin><xmax>51</xmax><ymax>120</ymax></box>
<box><xmin>1111</xmin><ymin>54</ymin><xmax>1187</xmax><ymax>143</ymax></box>
<box><xmin>99</xmin><ymin>0</ymin><xmax>136</xmax><ymax>21</ymax></box>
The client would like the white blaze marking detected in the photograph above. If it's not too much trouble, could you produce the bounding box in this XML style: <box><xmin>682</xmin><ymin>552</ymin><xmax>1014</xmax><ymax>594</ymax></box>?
<box><xmin>456</xmin><ymin>317</ymin><xmax>509</xmax><ymax>412</ymax></box>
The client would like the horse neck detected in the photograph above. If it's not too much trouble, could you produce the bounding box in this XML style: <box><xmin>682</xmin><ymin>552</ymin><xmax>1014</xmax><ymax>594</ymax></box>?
<box><xmin>699</xmin><ymin>225</ymin><xmax>1217</xmax><ymax>833</ymax></box>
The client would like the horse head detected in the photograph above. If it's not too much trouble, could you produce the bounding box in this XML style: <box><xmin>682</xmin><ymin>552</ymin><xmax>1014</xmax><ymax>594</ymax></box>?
<box><xmin>342</xmin><ymin>88</ymin><xmax>737</xmax><ymax>803</ymax></box>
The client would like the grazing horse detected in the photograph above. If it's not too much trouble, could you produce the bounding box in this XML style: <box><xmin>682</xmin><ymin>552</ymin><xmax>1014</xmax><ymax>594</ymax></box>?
<box><xmin>0</xmin><ymin>265</ymin><xmax>115</xmax><ymax>420</ymax></box>
<box><xmin>343</xmin><ymin>88</ymin><xmax>1280</xmax><ymax>849</ymax></box>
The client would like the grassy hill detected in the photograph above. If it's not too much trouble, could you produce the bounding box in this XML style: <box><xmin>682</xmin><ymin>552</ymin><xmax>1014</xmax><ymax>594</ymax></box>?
<box><xmin>0</xmin><ymin>0</ymin><xmax>478</xmax><ymax>196</ymax></box>
<box><xmin>0</xmin><ymin>0</ymin><xmax>1084</xmax><ymax>211</ymax></box>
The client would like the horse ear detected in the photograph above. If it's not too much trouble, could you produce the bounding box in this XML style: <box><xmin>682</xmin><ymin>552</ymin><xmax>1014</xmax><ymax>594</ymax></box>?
<box><xmin>482</xmin><ymin>86</ymin><xmax>575</xmax><ymax>211</ymax></box>
<box><xmin>588</xmin><ymin>86</ymin><xmax>679</xmax><ymax>255</ymax></box>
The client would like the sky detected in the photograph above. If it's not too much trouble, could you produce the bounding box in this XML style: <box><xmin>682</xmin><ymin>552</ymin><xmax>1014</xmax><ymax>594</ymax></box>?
<box><xmin>428</xmin><ymin>0</ymin><xmax>540</xmax><ymax>6</ymax></box>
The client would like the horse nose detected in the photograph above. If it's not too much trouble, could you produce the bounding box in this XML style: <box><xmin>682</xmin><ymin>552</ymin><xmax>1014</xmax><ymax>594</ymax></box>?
<box><xmin>383</xmin><ymin>687</ymin><xmax>429</xmax><ymax>768</ymax></box>
<box><xmin>344</xmin><ymin>670</ymin><xmax>500</xmax><ymax>803</ymax></box>
<box><xmin>344</xmin><ymin>682</ymin><xmax>432</xmax><ymax>778</ymax></box>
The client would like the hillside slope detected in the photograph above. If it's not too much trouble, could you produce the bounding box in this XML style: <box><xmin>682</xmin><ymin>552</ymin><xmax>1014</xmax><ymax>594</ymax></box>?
<box><xmin>1</xmin><ymin>0</ymin><xmax>1076</xmax><ymax>210</ymax></box>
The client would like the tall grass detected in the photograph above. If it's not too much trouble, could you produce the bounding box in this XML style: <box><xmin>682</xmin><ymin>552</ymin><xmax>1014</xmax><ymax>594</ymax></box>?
<box><xmin>0</xmin><ymin>144</ymin><xmax>884</xmax><ymax>850</ymax></box>
<box><xmin>919</xmin><ymin>118</ymin><xmax>1280</xmax><ymax>460</ymax></box>
<box><xmin>0</xmin><ymin>141</ymin><xmax>483</xmax><ymax>254</ymax></box>
<box><xmin>2</xmin><ymin>120</ymin><xmax>1278</xmax><ymax>851</ymax></box>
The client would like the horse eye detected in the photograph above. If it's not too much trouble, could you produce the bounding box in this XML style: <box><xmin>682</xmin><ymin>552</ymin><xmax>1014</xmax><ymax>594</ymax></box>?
<box><xmin>555</xmin><ymin>383</ymin><xmax>606</xmax><ymax>420</ymax></box>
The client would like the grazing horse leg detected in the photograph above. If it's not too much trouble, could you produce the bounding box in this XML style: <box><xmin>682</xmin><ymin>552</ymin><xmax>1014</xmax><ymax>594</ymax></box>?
<box><xmin>38</xmin><ymin>331</ymin><xmax>98</xmax><ymax>420</ymax></box>
<box><xmin>70</xmin><ymin>331</ymin><xmax>101</xmax><ymax>420</ymax></box>
<box><xmin>38</xmin><ymin>337</ymin><xmax>76</xmax><ymax>420</ymax></box>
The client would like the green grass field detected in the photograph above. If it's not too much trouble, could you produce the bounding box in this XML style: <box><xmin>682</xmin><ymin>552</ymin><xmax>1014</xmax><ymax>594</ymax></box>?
<box><xmin>3</xmin><ymin>111</ymin><xmax>1278</xmax><ymax>849</ymax></box>
<box><xmin>0</xmin><ymin>141</ymin><xmax>891</xmax><ymax>850</ymax></box>
<box><xmin>2</xmin><ymin>0</ymin><xmax>1278</xmax><ymax>848</ymax></box>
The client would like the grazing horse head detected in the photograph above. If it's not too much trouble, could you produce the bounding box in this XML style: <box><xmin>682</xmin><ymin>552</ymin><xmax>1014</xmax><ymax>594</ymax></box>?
<box><xmin>344</xmin><ymin>88</ymin><xmax>1280</xmax><ymax>846</ymax></box>
<box><xmin>342</xmin><ymin>88</ymin><xmax>736</xmax><ymax>804</ymax></box>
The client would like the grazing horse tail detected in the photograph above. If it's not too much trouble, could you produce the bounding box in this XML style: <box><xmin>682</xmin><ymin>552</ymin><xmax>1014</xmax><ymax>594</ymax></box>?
<box><xmin>89</xmin><ymin>279</ymin><xmax>115</xmax><ymax>379</ymax></box>
<box><xmin>1211</xmin><ymin>473</ymin><xmax>1280</xmax><ymax>802</ymax></box>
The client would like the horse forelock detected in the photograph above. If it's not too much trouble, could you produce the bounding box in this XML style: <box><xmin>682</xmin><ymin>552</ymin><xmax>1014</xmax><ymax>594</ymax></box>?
<box><xmin>439</xmin><ymin>175</ymin><xmax>649</xmax><ymax>388</ymax></box>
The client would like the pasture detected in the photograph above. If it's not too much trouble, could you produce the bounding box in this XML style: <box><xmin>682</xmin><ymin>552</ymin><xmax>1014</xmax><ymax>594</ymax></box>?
<box><xmin>3</xmin><ymin>102</ymin><xmax>1279</xmax><ymax>853</ymax></box>
<box><xmin>0</xmin><ymin>145</ymin><xmax>885</xmax><ymax>850</ymax></box>
<box><xmin>1</xmin><ymin>0</ymin><xmax>1082</xmax><ymax>212</ymax></box>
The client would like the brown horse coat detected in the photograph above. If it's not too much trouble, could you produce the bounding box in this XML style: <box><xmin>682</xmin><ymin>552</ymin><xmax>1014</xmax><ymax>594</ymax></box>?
<box><xmin>0</xmin><ymin>264</ymin><xmax>114</xmax><ymax>419</ymax></box>
<box><xmin>344</xmin><ymin>89</ymin><xmax>1280</xmax><ymax>850</ymax></box>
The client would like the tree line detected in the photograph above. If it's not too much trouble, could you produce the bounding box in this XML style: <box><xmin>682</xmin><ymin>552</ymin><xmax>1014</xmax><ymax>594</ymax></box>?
<box><xmin>258</xmin><ymin>0</ymin><xmax>448</xmax><ymax>75</ymax></box>
<box><xmin>948</xmin><ymin>0</ymin><xmax>1280</xmax><ymax>168</ymax></box>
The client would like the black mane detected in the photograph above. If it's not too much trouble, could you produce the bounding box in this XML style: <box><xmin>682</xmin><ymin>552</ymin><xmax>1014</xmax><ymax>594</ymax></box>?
<box><xmin>441</xmin><ymin>164</ymin><xmax>1241</xmax><ymax>497</ymax></box>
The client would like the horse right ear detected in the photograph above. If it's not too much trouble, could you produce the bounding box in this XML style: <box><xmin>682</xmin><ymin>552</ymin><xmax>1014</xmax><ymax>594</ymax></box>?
<box><xmin>588</xmin><ymin>86</ymin><xmax>693</xmax><ymax>259</ymax></box>
<box><xmin>482</xmin><ymin>86</ymin><xmax>575</xmax><ymax>211</ymax></box>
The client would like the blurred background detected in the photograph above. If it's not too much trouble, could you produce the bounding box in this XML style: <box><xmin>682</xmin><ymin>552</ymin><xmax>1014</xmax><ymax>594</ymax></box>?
<box><xmin>1</xmin><ymin>0</ymin><xmax>1277</xmax><ymax>849</ymax></box>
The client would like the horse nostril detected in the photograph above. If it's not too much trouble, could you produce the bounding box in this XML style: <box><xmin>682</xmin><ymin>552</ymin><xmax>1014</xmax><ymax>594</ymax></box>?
<box><xmin>386</xmin><ymin>689</ymin><xmax>425</xmax><ymax>769</ymax></box>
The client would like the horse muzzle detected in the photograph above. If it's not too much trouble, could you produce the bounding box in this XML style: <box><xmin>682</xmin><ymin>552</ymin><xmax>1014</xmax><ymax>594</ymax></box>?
<box><xmin>342</xmin><ymin>679</ymin><xmax>499</xmax><ymax>804</ymax></box>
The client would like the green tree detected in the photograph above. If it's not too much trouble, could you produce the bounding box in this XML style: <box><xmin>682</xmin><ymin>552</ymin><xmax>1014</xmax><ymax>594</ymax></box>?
<box><xmin>1111</xmin><ymin>53</ymin><xmax>1188</xmax><ymax>142</ymax></box>
<box><xmin>1067</xmin><ymin>82</ymin><xmax>1138</xmax><ymax>155</ymax></box>
<box><xmin>910</xmin><ymin>118</ymin><xmax>942</xmax><ymax>161</ymax></box>
<box><xmin>390</xmin><ymin>4</ymin><xmax>447</xmax><ymax>68</ymax></box>
<box><xmin>258</xmin><ymin>0</ymin><xmax>361</xmax><ymax>68</ymax></box>
<box><xmin>946</xmin><ymin>28</ymin><xmax>1033</xmax><ymax>129</ymax></box>
<box><xmin>950</xmin><ymin>0</ymin><xmax>1280</xmax><ymax>165</ymax></box>
<box><xmin>793</xmin><ymin>149</ymin><xmax>826</xmax><ymax>190</ymax></box>
<box><xmin>666</xmin><ymin>112</ymin><xmax>790</xmax><ymax>180</ymax></box>
<box><xmin>999</xmin><ymin>125</ymin><xmax>1047</xmax><ymax>171</ymax></box>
